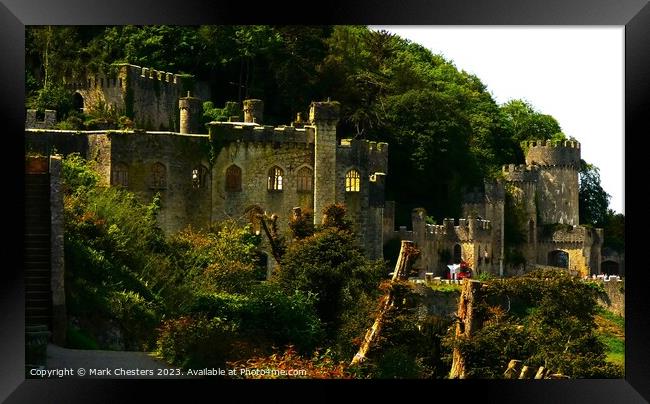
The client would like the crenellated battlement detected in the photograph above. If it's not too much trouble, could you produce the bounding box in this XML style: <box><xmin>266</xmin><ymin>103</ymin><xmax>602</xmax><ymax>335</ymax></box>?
<box><xmin>502</xmin><ymin>164</ymin><xmax>540</xmax><ymax>182</ymax></box>
<box><xmin>523</xmin><ymin>139</ymin><xmax>580</xmax><ymax>149</ymax></box>
<box><xmin>339</xmin><ymin>138</ymin><xmax>389</xmax><ymax>174</ymax></box>
<box><xmin>207</xmin><ymin>121</ymin><xmax>314</xmax><ymax>145</ymax></box>
<box><xmin>408</xmin><ymin>208</ymin><xmax>491</xmax><ymax>243</ymax></box>
<box><xmin>65</xmin><ymin>63</ymin><xmax>191</xmax><ymax>91</ymax></box>
<box><xmin>524</xmin><ymin>139</ymin><xmax>581</xmax><ymax>167</ymax></box>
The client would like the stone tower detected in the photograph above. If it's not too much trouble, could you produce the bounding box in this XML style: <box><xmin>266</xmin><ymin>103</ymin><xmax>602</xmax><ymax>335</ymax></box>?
<box><xmin>179</xmin><ymin>92</ymin><xmax>202</xmax><ymax>134</ymax></box>
<box><xmin>310</xmin><ymin>101</ymin><xmax>340</xmax><ymax>223</ymax></box>
<box><xmin>524</xmin><ymin>139</ymin><xmax>581</xmax><ymax>225</ymax></box>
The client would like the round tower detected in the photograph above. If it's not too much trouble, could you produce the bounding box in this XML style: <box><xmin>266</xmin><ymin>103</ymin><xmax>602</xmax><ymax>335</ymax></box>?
<box><xmin>524</xmin><ymin>139</ymin><xmax>581</xmax><ymax>225</ymax></box>
<box><xmin>243</xmin><ymin>99</ymin><xmax>264</xmax><ymax>124</ymax></box>
<box><xmin>179</xmin><ymin>92</ymin><xmax>202</xmax><ymax>134</ymax></box>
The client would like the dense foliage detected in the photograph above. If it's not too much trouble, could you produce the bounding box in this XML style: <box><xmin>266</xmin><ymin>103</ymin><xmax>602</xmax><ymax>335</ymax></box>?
<box><xmin>442</xmin><ymin>269</ymin><xmax>623</xmax><ymax>378</ymax></box>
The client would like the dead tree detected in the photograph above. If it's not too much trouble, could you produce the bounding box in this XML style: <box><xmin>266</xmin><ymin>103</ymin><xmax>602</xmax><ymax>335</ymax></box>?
<box><xmin>256</xmin><ymin>213</ymin><xmax>283</xmax><ymax>265</ymax></box>
<box><xmin>449</xmin><ymin>279</ymin><xmax>484</xmax><ymax>379</ymax></box>
<box><xmin>350</xmin><ymin>240</ymin><xmax>419</xmax><ymax>366</ymax></box>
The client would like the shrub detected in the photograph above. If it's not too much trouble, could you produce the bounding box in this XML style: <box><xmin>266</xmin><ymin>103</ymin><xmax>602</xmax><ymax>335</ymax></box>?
<box><xmin>274</xmin><ymin>226</ymin><xmax>384</xmax><ymax>339</ymax></box>
<box><xmin>156</xmin><ymin>315</ymin><xmax>242</xmax><ymax>369</ymax></box>
<box><xmin>109</xmin><ymin>290</ymin><xmax>161</xmax><ymax>350</ymax></box>
<box><xmin>441</xmin><ymin>269</ymin><xmax>623</xmax><ymax>378</ymax></box>
<box><xmin>228</xmin><ymin>346</ymin><xmax>352</xmax><ymax>379</ymax></box>
<box><xmin>186</xmin><ymin>283</ymin><xmax>324</xmax><ymax>353</ymax></box>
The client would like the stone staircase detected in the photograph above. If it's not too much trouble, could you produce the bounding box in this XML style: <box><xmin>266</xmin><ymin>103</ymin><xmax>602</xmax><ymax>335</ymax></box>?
<box><xmin>25</xmin><ymin>172</ymin><xmax>52</xmax><ymax>330</ymax></box>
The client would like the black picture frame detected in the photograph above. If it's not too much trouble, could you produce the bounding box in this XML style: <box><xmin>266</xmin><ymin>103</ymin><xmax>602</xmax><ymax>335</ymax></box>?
<box><xmin>1</xmin><ymin>0</ymin><xmax>644</xmax><ymax>402</ymax></box>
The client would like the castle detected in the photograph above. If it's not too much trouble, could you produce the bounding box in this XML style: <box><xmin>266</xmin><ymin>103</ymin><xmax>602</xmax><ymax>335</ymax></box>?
<box><xmin>25</xmin><ymin>63</ymin><xmax>608</xmax><ymax>277</ymax></box>
<box><xmin>26</xmin><ymin>64</ymin><xmax>388</xmax><ymax>263</ymax></box>
<box><xmin>383</xmin><ymin>139</ymin><xmax>604</xmax><ymax>278</ymax></box>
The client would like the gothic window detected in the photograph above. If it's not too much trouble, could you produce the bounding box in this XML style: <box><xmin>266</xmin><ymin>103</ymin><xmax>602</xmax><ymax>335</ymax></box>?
<box><xmin>268</xmin><ymin>166</ymin><xmax>283</xmax><ymax>191</ymax></box>
<box><xmin>111</xmin><ymin>163</ymin><xmax>128</xmax><ymax>187</ymax></box>
<box><xmin>345</xmin><ymin>169</ymin><xmax>360</xmax><ymax>192</ymax></box>
<box><xmin>192</xmin><ymin>165</ymin><xmax>208</xmax><ymax>189</ymax></box>
<box><xmin>225</xmin><ymin>165</ymin><xmax>242</xmax><ymax>192</ymax></box>
<box><xmin>297</xmin><ymin>166</ymin><xmax>313</xmax><ymax>192</ymax></box>
<box><xmin>151</xmin><ymin>162</ymin><xmax>167</xmax><ymax>189</ymax></box>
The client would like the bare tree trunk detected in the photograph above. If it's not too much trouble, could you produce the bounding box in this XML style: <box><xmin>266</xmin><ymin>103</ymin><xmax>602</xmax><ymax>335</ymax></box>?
<box><xmin>449</xmin><ymin>279</ymin><xmax>483</xmax><ymax>379</ymax></box>
<box><xmin>257</xmin><ymin>213</ymin><xmax>282</xmax><ymax>265</ymax></box>
<box><xmin>350</xmin><ymin>240</ymin><xmax>418</xmax><ymax>366</ymax></box>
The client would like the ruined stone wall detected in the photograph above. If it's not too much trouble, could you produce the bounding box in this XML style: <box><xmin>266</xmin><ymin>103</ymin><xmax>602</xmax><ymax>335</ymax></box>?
<box><xmin>68</xmin><ymin>64</ymin><xmax>195</xmax><ymax>132</ymax></box>
<box><xmin>25</xmin><ymin>110</ymin><xmax>57</xmax><ymax>129</ymax></box>
<box><xmin>69</xmin><ymin>68</ymin><xmax>127</xmax><ymax>117</ymax></box>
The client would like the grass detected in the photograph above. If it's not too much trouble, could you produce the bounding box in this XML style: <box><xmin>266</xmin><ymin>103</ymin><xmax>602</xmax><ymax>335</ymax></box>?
<box><xmin>595</xmin><ymin>308</ymin><xmax>625</xmax><ymax>367</ymax></box>
<box><xmin>426</xmin><ymin>282</ymin><xmax>462</xmax><ymax>293</ymax></box>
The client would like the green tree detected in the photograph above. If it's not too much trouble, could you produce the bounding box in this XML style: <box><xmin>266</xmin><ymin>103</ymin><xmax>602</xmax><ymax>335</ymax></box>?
<box><xmin>273</xmin><ymin>205</ymin><xmax>384</xmax><ymax>343</ymax></box>
<box><xmin>579</xmin><ymin>160</ymin><xmax>610</xmax><ymax>227</ymax></box>
<box><xmin>500</xmin><ymin>99</ymin><xmax>563</xmax><ymax>144</ymax></box>
<box><xmin>602</xmin><ymin>210</ymin><xmax>624</xmax><ymax>253</ymax></box>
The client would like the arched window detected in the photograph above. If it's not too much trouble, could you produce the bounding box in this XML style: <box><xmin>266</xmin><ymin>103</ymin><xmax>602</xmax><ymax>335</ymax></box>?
<box><xmin>111</xmin><ymin>163</ymin><xmax>128</xmax><ymax>187</ymax></box>
<box><xmin>225</xmin><ymin>165</ymin><xmax>242</xmax><ymax>192</ymax></box>
<box><xmin>192</xmin><ymin>165</ymin><xmax>208</xmax><ymax>189</ymax></box>
<box><xmin>151</xmin><ymin>162</ymin><xmax>167</xmax><ymax>189</ymax></box>
<box><xmin>268</xmin><ymin>166</ymin><xmax>283</xmax><ymax>191</ymax></box>
<box><xmin>345</xmin><ymin>169</ymin><xmax>360</xmax><ymax>192</ymax></box>
<box><xmin>528</xmin><ymin>220</ymin><xmax>535</xmax><ymax>243</ymax></box>
<box><xmin>453</xmin><ymin>244</ymin><xmax>462</xmax><ymax>264</ymax></box>
<box><xmin>297</xmin><ymin>166</ymin><xmax>313</xmax><ymax>192</ymax></box>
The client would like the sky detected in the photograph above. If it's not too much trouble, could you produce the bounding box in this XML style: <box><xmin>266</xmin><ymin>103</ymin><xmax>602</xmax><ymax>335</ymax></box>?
<box><xmin>370</xmin><ymin>26</ymin><xmax>624</xmax><ymax>214</ymax></box>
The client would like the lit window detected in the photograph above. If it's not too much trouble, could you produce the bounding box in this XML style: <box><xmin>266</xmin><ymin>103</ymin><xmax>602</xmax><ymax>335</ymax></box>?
<box><xmin>151</xmin><ymin>162</ymin><xmax>167</xmax><ymax>189</ymax></box>
<box><xmin>268</xmin><ymin>166</ymin><xmax>284</xmax><ymax>191</ymax></box>
<box><xmin>111</xmin><ymin>163</ymin><xmax>128</xmax><ymax>187</ymax></box>
<box><xmin>345</xmin><ymin>169</ymin><xmax>360</xmax><ymax>192</ymax></box>
<box><xmin>192</xmin><ymin>165</ymin><xmax>208</xmax><ymax>189</ymax></box>
<box><xmin>297</xmin><ymin>166</ymin><xmax>313</xmax><ymax>192</ymax></box>
<box><xmin>225</xmin><ymin>165</ymin><xmax>242</xmax><ymax>192</ymax></box>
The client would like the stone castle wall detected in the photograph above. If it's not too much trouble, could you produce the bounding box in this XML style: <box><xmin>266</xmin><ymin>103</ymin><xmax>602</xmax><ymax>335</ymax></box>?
<box><xmin>67</xmin><ymin>64</ymin><xmax>195</xmax><ymax>132</ymax></box>
<box><xmin>26</xmin><ymin>107</ymin><xmax>389</xmax><ymax>261</ymax></box>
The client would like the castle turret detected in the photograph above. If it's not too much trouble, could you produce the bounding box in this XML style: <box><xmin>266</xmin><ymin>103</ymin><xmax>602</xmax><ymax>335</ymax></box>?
<box><xmin>179</xmin><ymin>92</ymin><xmax>202</xmax><ymax>134</ymax></box>
<box><xmin>524</xmin><ymin>139</ymin><xmax>580</xmax><ymax>225</ymax></box>
<box><xmin>310</xmin><ymin>100</ymin><xmax>340</xmax><ymax>223</ymax></box>
<box><xmin>243</xmin><ymin>99</ymin><xmax>264</xmax><ymax>124</ymax></box>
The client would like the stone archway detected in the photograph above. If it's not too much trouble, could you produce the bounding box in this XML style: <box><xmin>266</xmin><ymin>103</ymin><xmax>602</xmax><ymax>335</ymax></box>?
<box><xmin>73</xmin><ymin>92</ymin><xmax>84</xmax><ymax>113</ymax></box>
<box><xmin>548</xmin><ymin>250</ymin><xmax>569</xmax><ymax>268</ymax></box>
<box><xmin>601</xmin><ymin>260</ymin><xmax>620</xmax><ymax>275</ymax></box>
